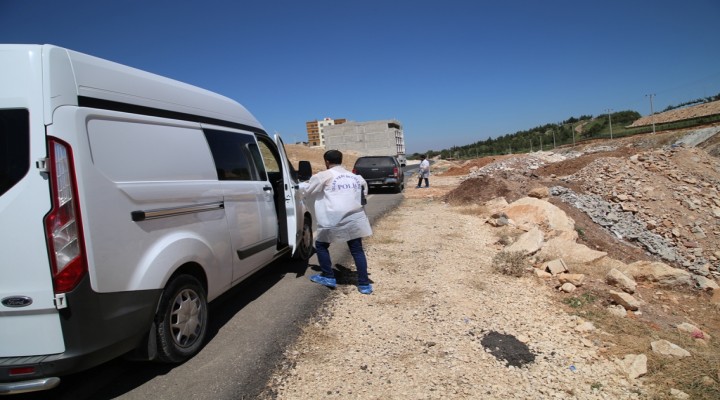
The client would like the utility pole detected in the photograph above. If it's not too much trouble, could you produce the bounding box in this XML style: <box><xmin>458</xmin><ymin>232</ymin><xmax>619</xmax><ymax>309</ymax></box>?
<box><xmin>571</xmin><ymin>123</ymin><xmax>575</xmax><ymax>147</ymax></box>
<box><xmin>645</xmin><ymin>94</ymin><xmax>656</xmax><ymax>134</ymax></box>
<box><xmin>606</xmin><ymin>108</ymin><xmax>613</xmax><ymax>139</ymax></box>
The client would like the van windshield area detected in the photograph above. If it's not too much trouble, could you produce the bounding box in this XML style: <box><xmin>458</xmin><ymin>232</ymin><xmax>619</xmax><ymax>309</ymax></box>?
<box><xmin>0</xmin><ymin>109</ymin><xmax>30</xmax><ymax>196</ymax></box>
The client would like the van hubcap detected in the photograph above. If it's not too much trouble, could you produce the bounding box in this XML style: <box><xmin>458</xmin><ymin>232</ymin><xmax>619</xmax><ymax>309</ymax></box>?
<box><xmin>170</xmin><ymin>288</ymin><xmax>203</xmax><ymax>347</ymax></box>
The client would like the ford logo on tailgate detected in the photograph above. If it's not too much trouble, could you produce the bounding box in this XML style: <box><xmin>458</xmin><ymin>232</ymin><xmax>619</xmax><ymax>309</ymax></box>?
<box><xmin>2</xmin><ymin>296</ymin><xmax>33</xmax><ymax>307</ymax></box>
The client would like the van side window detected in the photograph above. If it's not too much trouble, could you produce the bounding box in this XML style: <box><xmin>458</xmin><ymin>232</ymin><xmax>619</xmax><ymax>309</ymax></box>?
<box><xmin>203</xmin><ymin>129</ymin><xmax>258</xmax><ymax>181</ymax></box>
<box><xmin>256</xmin><ymin>139</ymin><xmax>281</xmax><ymax>173</ymax></box>
<box><xmin>247</xmin><ymin>143</ymin><xmax>268</xmax><ymax>181</ymax></box>
<box><xmin>0</xmin><ymin>109</ymin><xmax>30</xmax><ymax>196</ymax></box>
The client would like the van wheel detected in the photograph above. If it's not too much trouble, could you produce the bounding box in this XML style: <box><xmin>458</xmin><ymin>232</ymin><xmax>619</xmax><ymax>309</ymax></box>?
<box><xmin>293</xmin><ymin>215</ymin><xmax>314</xmax><ymax>260</ymax></box>
<box><xmin>155</xmin><ymin>275</ymin><xmax>208</xmax><ymax>363</ymax></box>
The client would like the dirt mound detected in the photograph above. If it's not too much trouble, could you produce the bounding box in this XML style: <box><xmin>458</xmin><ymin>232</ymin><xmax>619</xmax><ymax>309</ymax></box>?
<box><xmin>440</xmin><ymin>155</ymin><xmax>515</xmax><ymax>176</ymax></box>
<box><xmin>444</xmin><ymin>177</ymin><xmax>511</xmax><ymax>205</ymax></box>
<box><xmin>534</xmin><ymin>146</ymin><xmax>639</xmax><ymax>177</ymax></box>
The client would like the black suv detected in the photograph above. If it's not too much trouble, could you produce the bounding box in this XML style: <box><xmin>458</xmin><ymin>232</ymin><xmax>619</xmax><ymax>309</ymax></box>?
<box><xmin>352</xmin><ymin>156</ymin><xmax>405</xmax><ymax>193</ymax></box>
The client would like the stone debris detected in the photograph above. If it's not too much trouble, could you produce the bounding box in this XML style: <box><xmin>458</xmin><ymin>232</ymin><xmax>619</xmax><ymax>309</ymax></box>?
<box><xmin>676</xmin><ymin>322</ymin><xmax>711</xmax><ymax>340</ymax></box>
<box><xmin>553</xmin><ymin>143</ymin><xmax>720</xmax><ymax>277</ymax></box>
<box><xmin>651</xmin><ymin>340</ymin><xmax>691</xmax><ymax>357</ymax></box>
<box><xmin>609</xmin><ymin>290</ymin><xmax>642</xmax><ymax>311</ymax></box>
<box><xmin>606</xmin><ymin>268</ymin><xmax>637</xmax><ymax>293</ymax></box>
<box><xmin>543</xmin><ymin>258</ymin><xmax>568</xmax><ymax>275</ymax></box>
<box><xmin>618</xmin><ymin>353</ymin><xmax>647</xmax><ymax>380</ymax></box>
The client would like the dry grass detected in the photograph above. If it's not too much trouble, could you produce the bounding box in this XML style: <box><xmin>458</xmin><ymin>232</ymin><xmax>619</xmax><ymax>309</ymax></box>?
<box><xmin>561</xmin><ymin>292</ymin><xmax>720</xmax><ymax>400</ymax></box>
<box><xmin>492</xmin><ymin>251</ymin><xmax>527</xmax><ymax>277</ymax></box>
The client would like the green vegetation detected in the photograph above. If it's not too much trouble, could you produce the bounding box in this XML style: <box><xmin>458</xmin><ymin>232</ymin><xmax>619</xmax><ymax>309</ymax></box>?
<box><xmin>409</xmin><ymin>92</ymin><xmax>720</xmax><ymax>160</ymax></box>
<box><xmin>563</xmin><ymin>292</ymin><xmax>596</xmax><ymax>308</ymax></box>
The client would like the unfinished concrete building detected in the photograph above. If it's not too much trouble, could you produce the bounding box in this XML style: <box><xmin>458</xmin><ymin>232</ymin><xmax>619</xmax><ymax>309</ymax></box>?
<box><xmin>323</xmin><ymin>119</ymin><xmax>406</xmax><ymax>162</ymax></box>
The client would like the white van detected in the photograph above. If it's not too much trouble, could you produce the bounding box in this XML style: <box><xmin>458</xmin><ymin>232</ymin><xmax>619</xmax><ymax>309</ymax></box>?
<box><xmin>0</xmin><ymin>44</ymin><xmax>314</xmax><ymax>395</ymax></box>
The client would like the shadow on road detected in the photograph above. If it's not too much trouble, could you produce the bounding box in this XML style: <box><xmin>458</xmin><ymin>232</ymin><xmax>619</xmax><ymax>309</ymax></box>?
<box><xmin>12</xmin><ymin>257</ymin><xmax>312</xmax><ymax>400</ymax></box>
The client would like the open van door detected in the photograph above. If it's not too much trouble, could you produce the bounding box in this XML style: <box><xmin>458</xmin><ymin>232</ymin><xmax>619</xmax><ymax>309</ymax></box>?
<box><xmin>274</xmin><ymin>134</ymin><xmax>300</xmax><ymax>256</ymax></box>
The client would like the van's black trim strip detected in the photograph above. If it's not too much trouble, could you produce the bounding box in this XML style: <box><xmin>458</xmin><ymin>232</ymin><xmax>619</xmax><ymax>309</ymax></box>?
<box><xmin>131</xmin><ymin>202</ymin><xmax>224</xmax><ymax>222</ymax></box>
<box><xmin>78</xmin><ymin>96</ymin><xmax>267</xmax><ymax>135</ymax></box>
<box><xmin>236</xmin><ymin>238</ymin><xmax>277</xmax><ymax>260</ymax></box>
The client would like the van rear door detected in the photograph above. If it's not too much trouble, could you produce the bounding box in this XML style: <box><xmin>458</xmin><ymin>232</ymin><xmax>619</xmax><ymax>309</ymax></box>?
<box><xmin>0</xmin><ymin>45</ymin><xmax>65</xmax><ymax>356</ymax></box>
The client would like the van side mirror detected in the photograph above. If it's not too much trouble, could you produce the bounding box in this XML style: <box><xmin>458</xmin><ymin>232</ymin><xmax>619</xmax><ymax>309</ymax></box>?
<box><xmin>298</xmin><ymin>161</ymin><xmax>312</xmax><ymax>181</ymax></box>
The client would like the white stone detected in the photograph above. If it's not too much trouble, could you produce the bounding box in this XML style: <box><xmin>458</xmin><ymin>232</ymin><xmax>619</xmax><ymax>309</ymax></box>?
<box><xmin>651</xmin><ymin>340</ymin><xmax>691</xmax><ymax>357</ymax></box>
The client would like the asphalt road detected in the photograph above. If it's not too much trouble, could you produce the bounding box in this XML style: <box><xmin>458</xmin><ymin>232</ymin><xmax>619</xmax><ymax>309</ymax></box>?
<box><xmin>14</xmin><ymin>191</ymin><xmax>403</xmax><ymax>400</ymax></box>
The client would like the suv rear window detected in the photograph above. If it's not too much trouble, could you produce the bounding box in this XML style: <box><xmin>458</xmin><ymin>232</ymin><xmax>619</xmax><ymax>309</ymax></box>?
<box><xmin>0</xmin><ymin>109</ymin><xmax>30</xmax><ymax>196</ymax></box>
<box><xmin>354</xmin><ymin>157</ymin><xmax>396</xmax><ymax>168</ymax></box>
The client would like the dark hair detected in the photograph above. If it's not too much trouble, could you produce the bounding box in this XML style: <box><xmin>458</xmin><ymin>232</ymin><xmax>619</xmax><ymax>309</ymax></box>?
<box><xmin>420</xmin><ymin>154</ymin><xmax>426</xmax><ymax>159</ymax></box>
<box><xmin>324</xmin><ymin>149</ymin><xmax>343</xmax><ymax>165</ymax></box>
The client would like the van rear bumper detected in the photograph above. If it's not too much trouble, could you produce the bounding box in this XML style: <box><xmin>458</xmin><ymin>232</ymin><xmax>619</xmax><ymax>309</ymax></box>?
<box><xmin>0</xmin><ymin>377</ymin><xmax>60</xmax><ymax>395</ymax></box>
<box><xmin>0</xmin><ymin>276</ymin><xmax>161</xmax><ymax>393</ymax></box>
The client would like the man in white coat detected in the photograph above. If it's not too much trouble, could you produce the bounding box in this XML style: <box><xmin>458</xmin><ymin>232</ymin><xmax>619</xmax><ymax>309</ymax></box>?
<box><xmin>299</xmin><ymin>150</ymin><xmax>374</xmax><ymax>294</ymax></box>
<box><xmin>417</xmin><ymin>154</ymin><xmax>430</xmax><ymax>188</ymax></box>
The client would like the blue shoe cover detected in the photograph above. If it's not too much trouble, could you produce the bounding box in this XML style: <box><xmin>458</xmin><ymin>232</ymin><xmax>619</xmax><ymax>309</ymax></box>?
<box><xmin>310</xmin><ymin>274</ymin><xmax>336</xmax><ymax>288</ymax></box>
<box><xmin>358</xmin><ymin>284</ymin><xmax>373</xmax><ymax>294</ymax></box>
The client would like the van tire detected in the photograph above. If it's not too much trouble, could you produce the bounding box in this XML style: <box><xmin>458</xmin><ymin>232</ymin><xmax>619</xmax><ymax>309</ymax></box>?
<box><xmin>155</xmin><ymin>275</ymin><xmax>208</xmax><ymax>363</ymax></box>
<box><xmin>293</xmin><ymin>215</ymin><xmax>314</xmax><ymax>260</ymax></box>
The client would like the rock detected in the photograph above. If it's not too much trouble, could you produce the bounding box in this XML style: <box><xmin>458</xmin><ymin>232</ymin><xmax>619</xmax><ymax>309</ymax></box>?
<box><xmin>558</xmin><ymin>273</ymin><xmax>586</xmax><ymax>287</ymax></box>
<box><xmin>606</xmin><ymin>268</ymin><xmax>637</xmax><ymax>294</ymax></box>
<box><xmin>575</xmin><ymin>321</ymin><xmax>595</xmax><ymax>332</ymax></box>
<box><xmin>620</xmin><ymin>261</ymin><xmax>693</xmax><ymax>287</ymax></box>
<box><xmin>609</xmin><ymin>290</ymin><xmax>642</xmax><ymax>311</ymax></box>
<box><xmin>607</xmin><ymin>304</ymin><xmax>628</xmax><ymax>318</ymax></box>
<box><xmin>528</xmin><ymin>187</ymin><xmax>550</xmax><ymax>199</ymax></box>
<box><xmin>537</xmin><ymin>237</ymin><xmax>607</xmax><ymax>264</ymax></box>
<box><xmin>484</xmin><ymin>197</ymin><xmax>509</xmax><ymax>214</ymax></box>
<box><xmin>670</xmin><ymin>388</ymin><xmax>690</xmax><ymax>399</ymax></box>
<box><xmin>504</xmin><ymin>227</ymin><xmax>544</xmax><ymax>255</ymax></box>
<box><xmin>694</xmin><ymin>274</ymin><xmax>719</xmax><ymax>291</ymax></box>
<box><xmin>503</xmin><ymin>197</ymin><xmax>576</xmax><ymax>236</ymax></box>
<box><xmin>651</xmin><ymin>340</ymin><xmax>691</xmax><ymax>357</ymax></box>
<box><xmin>533</xmin><ymin>268</ymin><xmax>552</xmax><ymax>278</ymax></box>
<box><xmin>544</xmin><ymin>259</ymin><xmax>568</xmax><ymax>275</ymax></box>
<box><xmin>712</xmin><ymin>290</ymin><xmax>720</xmax><ymax>306</ymax></box>
<box><xmin>560</xmin><ymin>282</ymin><xmax>577</xmax><ymax>293</ymax></box>
<box><xmin>676</xmin><ymin>323</ymin><xmax>711</xmax><ymax>340</ymax></box>
<box><xmin>488</xmin><ymin>216</ymin><xmax>510</xmax><ymax>227</ymax></box>
<box><xmin>619</xmin><ymin>354</ymin><xmax>647</xmax><ymax>380</ymax></box>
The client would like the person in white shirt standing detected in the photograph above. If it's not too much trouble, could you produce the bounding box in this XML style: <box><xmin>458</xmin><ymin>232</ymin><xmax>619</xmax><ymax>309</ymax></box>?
<box><xmin>299</xmin><ymin>150</ymin><xmax>374</xmax><ymax>294</ymax></box>
<box><xmin>417</xmin><ymin>154</ymin><xmax>430</xmax><ymax>188</ymax></box>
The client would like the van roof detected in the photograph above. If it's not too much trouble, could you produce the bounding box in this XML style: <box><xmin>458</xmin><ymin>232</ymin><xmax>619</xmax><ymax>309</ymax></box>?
<box><xmin>25</xmin><ymin>44</ymin><xmax>263</xmax><ymax>131</ymax></box>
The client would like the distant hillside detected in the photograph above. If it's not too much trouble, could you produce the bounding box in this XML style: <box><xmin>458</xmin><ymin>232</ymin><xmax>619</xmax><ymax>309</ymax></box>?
<box><xmin>418</xmin><ymin>99</ymin><xmax>720</xmax><ymax>160</ymax></box>
<box><xmin>629</xmin><ymin>100</ymin><xmax>720</xmax><ymax>127</ymax></box>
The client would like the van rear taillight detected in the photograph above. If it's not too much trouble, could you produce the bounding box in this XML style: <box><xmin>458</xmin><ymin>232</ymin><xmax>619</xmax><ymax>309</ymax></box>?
<box><xmin>392</xmin><ymin>167</ymin><xmax>399</xmax><ymax>177</ymax></box>
<box><xmin>44</xmin><ymin>138</ymin><xmax>87</xmax><ymax>293</ymax></box>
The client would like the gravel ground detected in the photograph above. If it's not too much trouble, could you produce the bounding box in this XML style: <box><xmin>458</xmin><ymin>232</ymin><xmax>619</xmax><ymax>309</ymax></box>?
<box><xmin>260</xmin><ymin>176</ymin><xmax>646</xmax><ymax>399</ymax></box>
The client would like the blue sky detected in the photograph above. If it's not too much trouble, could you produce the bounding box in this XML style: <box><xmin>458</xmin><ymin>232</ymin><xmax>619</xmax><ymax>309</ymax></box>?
<box><xmin>2</xmin><ymin>1</ymin><xmax>719</xmax><ymax>154</ymax></box>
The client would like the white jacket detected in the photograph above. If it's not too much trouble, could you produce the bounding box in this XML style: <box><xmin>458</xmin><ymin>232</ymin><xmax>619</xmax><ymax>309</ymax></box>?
<box><xmin>419</xmin><ymin>159</ymin><xmax>430</xmax><ymax>178</ymax></box>
<box><xmin>299</xmin><ymin>166</ymin><xmax>372</xmax><ymax>243</ymax></box>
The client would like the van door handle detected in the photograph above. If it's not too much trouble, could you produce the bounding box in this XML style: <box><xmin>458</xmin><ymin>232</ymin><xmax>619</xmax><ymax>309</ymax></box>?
<box><xmin>263</xmin><ymin>186</ymin><xmax>273</xmax><ymax>192</ymax></box>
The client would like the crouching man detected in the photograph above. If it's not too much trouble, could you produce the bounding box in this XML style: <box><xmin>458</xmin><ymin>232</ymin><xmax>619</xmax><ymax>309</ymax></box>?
<box><xmin>298</xmin><ymin>150</ymin><xmax>374</xmax><ymax>294</ymax></box>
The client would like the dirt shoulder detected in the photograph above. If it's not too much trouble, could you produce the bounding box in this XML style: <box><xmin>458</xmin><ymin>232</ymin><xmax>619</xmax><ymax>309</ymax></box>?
<box><xmin>263</xmin><ymin>177</ymin><xmax>643</xmax><ymax>399</ymax></box>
